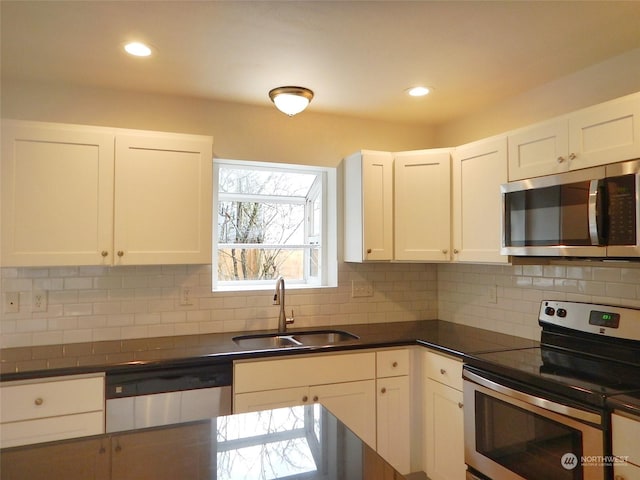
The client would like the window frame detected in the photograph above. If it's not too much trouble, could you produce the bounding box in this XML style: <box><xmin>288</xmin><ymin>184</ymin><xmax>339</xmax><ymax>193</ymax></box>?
<box><xmin>212</xmin><ymin>159</ymin><xmax>337</xmax><ymax>292</ymax></box>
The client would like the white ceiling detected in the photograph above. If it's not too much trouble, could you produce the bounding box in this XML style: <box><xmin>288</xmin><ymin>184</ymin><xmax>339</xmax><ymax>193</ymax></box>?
<box><xmin>2</xmin><ymin>1</ymin><xmax>640</xmax><ymax>125</ymax></box>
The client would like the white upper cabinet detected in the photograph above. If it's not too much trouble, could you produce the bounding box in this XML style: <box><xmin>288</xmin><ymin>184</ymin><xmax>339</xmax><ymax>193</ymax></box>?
<box><xmin>114</xmin><ymin>133</ymin><xmax>213</xmax><ymax>265</ymax></box>
<box><xmin>508</xmin><ymin>92</ymin><xmax>640</xmax><ymax>180</ymax></box>
<box><xmin>452</xmin><ymin>137</ymin><xmax>508</xmax><ymax>264</ymax></box>
<box><xmin>1</xmin><ymin>120</ymin><xmax>213</xmax><ymax>267</ymax></box>
<box><xmin>1</xmin><ymin>122</ymin><xmax>115</xmax><ymax>266</ymax></box>
<box><xmin>394</xmin><ymin>149</ymin><xmax>451</xmax><ymax>262</ymax></box>
<box><xmin>344</xmin><ymin>150</ymin><xmax>394</xmax><ymax>262</ymax></box>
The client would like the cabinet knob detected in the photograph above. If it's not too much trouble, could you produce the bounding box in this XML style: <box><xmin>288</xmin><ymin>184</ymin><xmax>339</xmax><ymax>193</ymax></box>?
<box><xmin>117</xmin><ymin>251</ymin><xmax>124</xmax><ymax>257</ymax></box>
<box><xmin>101</xmin><ymin>250</ymin><xmax>109</xmax><ymax>257</ymax></box>
<box><xmin>440</xmin><ymin>368</ymin><xmax>447</xmax><ymax>375</ymax></box>
<box><xmin>34</xmin><ymin>397</ymin><xmax>44</xmax><ymax>406</ymax></box>
<box><xmin>302</xmin><ymin>395</ymin><xmax>308</xmax><ymax>403</ymax></box>
<box><xmin>442</xmin><ymin>249</ymin><xmax>448</xmax><ymax>254</ymax></box>
<box><xmin>381</xmin><ymin>387</ymin><xmax>387</xmax><ymax>394</ymax></box>
<box><xmin>453</xmin><ymin>249</ymin><xmax>459</xmax><ymax>254</ymax></box>
<box><xmin>366</xmin><ymin>248</ymin><xmax>372</xmax><ymax>254</ymax></box>
<box><xmin>458</xmin><ymin>402</ymin><xmax>464</xmax><ymax>409</ymax></box>
<box><xmin>557</xmin><ymin>156</ymin><xmax>566</xmax><ymax>163</ymax></box>
<box><xmin>312</xmin><ymin>395</ymin><xmax>319</xmax><ymax>402</ymax></box>
<box><xmin>392</xmin><ymin>361</ymin><xmax>398</xmax><ymax>368</ymax></box>
<box><xmin>569</xmin><ymin>152</ymin><xmax>577</xmax><ymax>161</ymax></box>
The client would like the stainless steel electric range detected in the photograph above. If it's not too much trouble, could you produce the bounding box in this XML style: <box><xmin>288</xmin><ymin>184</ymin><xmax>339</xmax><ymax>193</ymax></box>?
<box><xmin>463</xmin><ymin>300</ymin><xmax>640</xmax><ymax>480</ymax></box>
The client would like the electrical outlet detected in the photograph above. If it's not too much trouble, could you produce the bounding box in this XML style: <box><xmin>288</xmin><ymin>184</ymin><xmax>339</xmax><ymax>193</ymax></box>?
<box><xmin>180</xmin><ymin>286</ymin><xmax>193</xmax><ymax>306</ymax></box>
<box><xmin>4</xmin><ymin>292</ymin><xmax>20</xmax><ymax>313</ymax></box>
<box><xmin>32</xmin><ymin>289</ymin><xmax>48</xmax><ymax>312</ymax></box>
<box><xmin>352</xmin><ymin>281</ymin><xmax>374</xmax><ymax>298</ymax></box>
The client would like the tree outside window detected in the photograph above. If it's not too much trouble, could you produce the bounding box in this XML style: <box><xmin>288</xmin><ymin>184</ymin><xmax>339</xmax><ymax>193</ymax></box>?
<box><xmin>214</xmin><ymin>160</ymin><xmax>329</xmax><ymax>289</ymax></box>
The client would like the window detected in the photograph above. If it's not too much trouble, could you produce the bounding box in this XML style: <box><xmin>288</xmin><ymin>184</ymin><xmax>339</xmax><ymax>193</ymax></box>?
<box><xmin>213</xmin><ymin>159</ymin><xmax>336</xmax><ymax>291</ymax></box>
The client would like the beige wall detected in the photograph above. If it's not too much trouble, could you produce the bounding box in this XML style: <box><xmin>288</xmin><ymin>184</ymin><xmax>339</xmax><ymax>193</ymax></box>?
<box><xmin>435</xmin><ymin>47</ymin><xmax>640</xmax><ymax>147</ymax></box>
<box><xmin>1</xmin><ymin>79</ymin><xmax>436</xmax><ymax>166</ymax></box>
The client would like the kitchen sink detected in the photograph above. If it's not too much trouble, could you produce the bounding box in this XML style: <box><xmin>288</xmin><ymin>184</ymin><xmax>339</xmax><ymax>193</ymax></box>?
<box><xmin>233</xmin><ymin>329</ymin><xmax>359</xmax><ymax>349</ymax></box>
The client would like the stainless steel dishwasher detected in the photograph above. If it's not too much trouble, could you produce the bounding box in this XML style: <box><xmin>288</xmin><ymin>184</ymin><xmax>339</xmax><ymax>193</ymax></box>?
<box><xmin>105</xmin><ymin>362</ymin><xmax>232</xmax><ymax>432</ymax></box>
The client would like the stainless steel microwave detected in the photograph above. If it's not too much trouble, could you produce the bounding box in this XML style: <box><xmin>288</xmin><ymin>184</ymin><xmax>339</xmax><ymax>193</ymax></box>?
<box><xmin>501</xmin><ymin>159</ymin><xmax>640</xmax><ymax>258</ymax></box>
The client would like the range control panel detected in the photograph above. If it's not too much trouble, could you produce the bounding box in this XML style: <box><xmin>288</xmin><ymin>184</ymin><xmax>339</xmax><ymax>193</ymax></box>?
<box><xmin>539</xmin><ymin>300</ymin><xmax>640</xmax><ymax>341</ymax></box>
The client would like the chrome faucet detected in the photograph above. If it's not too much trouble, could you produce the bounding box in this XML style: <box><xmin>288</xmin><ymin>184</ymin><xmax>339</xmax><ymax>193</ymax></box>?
<box><xmin>273</xmin><ymin>276</ymin><xmax>294</xmax><ymax>332</ymax></box>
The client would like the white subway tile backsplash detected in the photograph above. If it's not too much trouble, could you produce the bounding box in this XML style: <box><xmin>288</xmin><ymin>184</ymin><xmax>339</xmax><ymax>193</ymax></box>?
<box><xmin>437</xmin><ymin>262</ymin><xmax>640</xmax><ymax>340</ymax></box>
<box><xmin>4</xmin><ymin>259</ymin><xmax>639</xmax><ymax>348</ymax></box>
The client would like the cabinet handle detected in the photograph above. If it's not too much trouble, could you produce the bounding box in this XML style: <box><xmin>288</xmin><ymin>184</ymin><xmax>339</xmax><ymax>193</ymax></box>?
<box><xmin>34</xmin><ymin>397</ymin><xmax>44</xmax><ymax>406</ymax></box>
<box><xmin>117</xmin><ymin>251</ymin><xmax>124</xmax><ymax>257</ymax></box>
<box><xmin>458</xmin><ymin>402</ymin><xmax>464</xmax><ymax>409</ymax></box>
<box><xmin>392</xmin><ymin>361</ymin><xmax>398</xmax><ymax>368</ymax></box>
<box><xmin>101</xmin><ymin>251</ymin><xmax>109</xmax><ymax>257</ymax></box>
<box><xmin>442</xmin><ymin>249</ymin><xmax>448</xmax><ymax>254</ymax></box>
<box><xmin>557</xmin><ymin>156</ymin><xmax>566</xmax><ymax>163</ymax></box>
<box><xmin>312</xmin><ymin>395</ymin><xmax>319</xmax><ymax>402</ymax></box>
<box><xmin>381</xmin><ymin>387</ymin><xmax>387</xmax><ymax>394</ymax></box>
<box><xmin>302</xmin><ymin>395</ymin><xmax>308</xmax><ymax>403</ymax></box>
<box><xmin>453</xmin><ymin>249</ymin><xmax>459</xmax><ymax>254</ymax></box>
<box><xmin>366</xmin><ymin>248</ymin><xmax>372</xmax><ymax>254</ymax></box>
<box><xmin>440</xmin><ymin>368</ymin><xmax>446</xmax><ymax>375</ymax></box>
<box><xmin>115</xmin><ymin>443</ymin><xmax>122</xmax><ymax>453</ymax></box>
<box><xmin>569</xmin><ymin>152</ymin><xmax>577</xmax><ymax>161</ymax></box>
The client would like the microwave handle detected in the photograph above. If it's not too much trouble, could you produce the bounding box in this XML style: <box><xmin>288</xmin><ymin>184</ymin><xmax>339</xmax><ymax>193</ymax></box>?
<box><xmin>588</xmin><ymin>179</ymin><xmax>605</xmax><ymax>245</ymax></box>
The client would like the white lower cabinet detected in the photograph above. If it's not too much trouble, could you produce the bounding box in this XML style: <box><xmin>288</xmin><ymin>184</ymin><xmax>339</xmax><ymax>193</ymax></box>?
<box><xmin>612</xmin><ymin>411</ymin><xmax>640</xmax><ymax>480</ymax></box>
<box><xmin>0</xmin><ymin>373</ymin><xmax>105</xmax><ymax>448</ymax></box>
<box><xmin>423</xmin><ymin>350</ymin><xmax>466</xmax><ymax>480</ymax></box>
<box><xmin>233</xmin><ymin>348</ymin><xmax>416</xmax><ymax>473</ymax></box>
<box><xmin>376</xmin><ymin>349</ymin><xmax>411</xmax><ymax>474</ymax></box>
<box><xmin>234</xmin><ymin>351</ymin><xmax>377</xmax><ymax>447</ymax></box>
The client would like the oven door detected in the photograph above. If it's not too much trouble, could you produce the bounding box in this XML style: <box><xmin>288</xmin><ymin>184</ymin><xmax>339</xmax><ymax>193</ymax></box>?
<box><xmin>463</xmin><ymin>369</ymin><xmax>605</xmax><ymax>480</ymax></box>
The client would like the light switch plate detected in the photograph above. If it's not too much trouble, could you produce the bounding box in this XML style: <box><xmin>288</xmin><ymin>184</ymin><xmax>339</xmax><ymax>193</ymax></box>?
<box><xmin>352</xmin><ymin>281</ymin><xmax>374</xmax><ymax>298</ymax></box>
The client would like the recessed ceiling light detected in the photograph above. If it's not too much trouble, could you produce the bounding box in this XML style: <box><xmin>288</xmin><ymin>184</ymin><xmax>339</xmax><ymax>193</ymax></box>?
<box><xmin>406</xmin><ymin>86</ymin><xmax>431</xmax><ymax>97</ymax></box>
<box><xmin>124</xmin><ymin>42</ymin><xmax>152</xmax><ymax>57</ymax></box>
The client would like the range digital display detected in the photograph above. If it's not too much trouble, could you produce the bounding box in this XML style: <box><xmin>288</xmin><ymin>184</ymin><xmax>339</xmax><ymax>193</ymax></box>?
<box><xmin>589</xmin><ymin>310</ymin><xmax>621</xmax><ymax>328</ymax></box>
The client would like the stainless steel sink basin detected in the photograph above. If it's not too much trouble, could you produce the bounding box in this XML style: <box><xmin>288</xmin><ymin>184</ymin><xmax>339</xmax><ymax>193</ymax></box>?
<box><xmin>233</xmin><ymin>329</ymin><xmax>359</xmax><ymax>349</ymax></box>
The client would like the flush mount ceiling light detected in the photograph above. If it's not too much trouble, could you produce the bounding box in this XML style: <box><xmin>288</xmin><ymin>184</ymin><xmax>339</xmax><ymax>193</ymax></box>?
<box><xmin>269</xmin><ymin>86</ymin><xmax>314</xmax><ymax>116</ymax></box>
<box><xmin>406</xmin><ymin>86</ymin><xmax>432</xmax><ymax>97</ymax></box>
<box><xmin>124</xmin><ymin>41</ymin><xmax>152</xmax><ymax>57</ymax></box>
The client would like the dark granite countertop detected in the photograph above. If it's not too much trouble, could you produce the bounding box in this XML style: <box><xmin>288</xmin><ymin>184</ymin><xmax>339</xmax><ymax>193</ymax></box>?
<box><xmin>608</xmin><ymin>392</ymin><xmax>640</xmax><ymax>417</ymax></box>
<box><xmin>0</xmin><ymin>319</ymin><xmax>539</xmax><ymax>381</ymax></box>
<box><xmin>0</xmin><ymin>404</ymin><xmax>406</xmax><ymax>480</ymax></box>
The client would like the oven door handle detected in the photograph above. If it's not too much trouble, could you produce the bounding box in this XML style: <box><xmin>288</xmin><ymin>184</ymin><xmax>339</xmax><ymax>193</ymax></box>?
<box><xmin>463</xmin><ymin>369</ymin><xmax>601</xmax><ymax>425</ymax></box>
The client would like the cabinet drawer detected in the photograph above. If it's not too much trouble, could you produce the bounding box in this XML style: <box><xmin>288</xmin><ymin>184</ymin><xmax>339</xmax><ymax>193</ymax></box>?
<box><xmin>0</xmin><ymin>374</ymin><xmax>104</xmax><ymax>423</ymax></box>
<box><xmin>0</xmin><ymin>411</ymin><xmax>104</xmax><ymax>448</ymax></box>
<box><xmin>612</xmin><ymin>412</ymin><xmax>640</xmax><ymax>467</ymax></box>
<box><xmin>234</xmin><ymin>352</ymin><xmax>375</xmax><ymax>393</ymax></box>
<box><xmin>423</xmin><ymin>350</ymin><xmax>463</xmax><ymax>391</ymax></box>
<box><xmin>376</xmin><ymin>349</ymin><xmax>409</xmax><ymax>377</ymax></box>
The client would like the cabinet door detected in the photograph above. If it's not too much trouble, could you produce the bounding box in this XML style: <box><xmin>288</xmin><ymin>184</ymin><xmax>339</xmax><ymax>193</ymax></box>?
<box><xmin>452</xmin><ymin>137</ymin><xmax>508</xmax><ymax>264</ymax></box>
<box><xmin>1</xmin><ymin>121</ymin><xmax>114</xmax><ymax>266</ymax></box>
<box><xmin>612</xmin><ymin>412</ymin><xmax>640</xmax><ymax>468</ymax></box>
<box><xmin>614</xmin><ymin>464</ymin><xmax>640</xmax><ymax>480</ymax></box>
<box><xmin>569</xmin><ymin>94</ymin><xmax>640</xmax><ymax>170</ymax></box>
<box><xmin>394</xmin><ymin>149</ymin><xmax>451</xmax><ymax>261</ymax></box>
<box><xmin>311</xmin><ymin>380</ymin><xmax>376</xmax><ymax>449</ymax></box>
<box><xmin>376</xmin><ymin>375</ymin><xmax>410</xmax><ymax>474</ymax></box>
<box><xmin>508</xmin><ymin>119</ymin><xmax>569</xmax><ymax>181</ymax></box>
<box><xmin>425</xmin><ymin>378</ymin><xmax>465</xmax><ymax>480</ymax></box>
<box><xmin>114</xmin><ymin>133</ymin><xmax>213</xmax><ymax>265</ymax></box>
<box><xmin>233</xmin><ymin>387</ymin><xmax>309</xmax><ymax>414</ymax></box>
<box><xmin>0</xmin><ymin>437</ymin><xmax>110</xmax><ymax>480</ymax></box>
<box><xmin>111</xmin><ymin>422</ymin><xmax>214</xmax><ymax>480</ymax></box>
